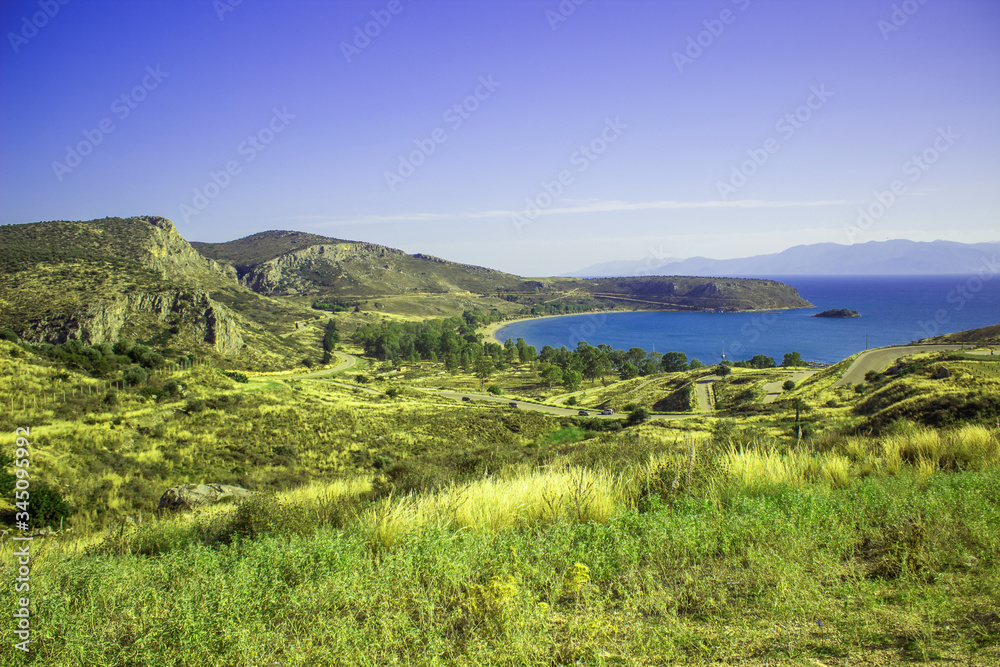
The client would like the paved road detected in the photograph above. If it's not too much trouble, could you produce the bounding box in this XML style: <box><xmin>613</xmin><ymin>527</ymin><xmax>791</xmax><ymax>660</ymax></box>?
<box><xmin>416</xmin><ymin>388</ymin><xmax>695</xmax><ymax>421</ymax></box>
<box><xmin>289</xmin><ymin>352</ymin><xmax>359</xmax><ymax>378</ymax></box>
<box><xmin>762</xmin><ymin>370</ymin><xmax>818</xmax><ymax>403</ymax></box>
<box><xmin>694</xmin><ymin>377</ymin><xmax>716</xmax><ymax>412</ymax></box>
<box><xmin>832</xmin><ymin>344</ymin><xmax>963</xmax><ymax>387</ymax></box>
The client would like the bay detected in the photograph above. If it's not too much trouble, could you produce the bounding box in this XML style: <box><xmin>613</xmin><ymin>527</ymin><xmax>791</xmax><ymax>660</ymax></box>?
<box><xmin>494</xmin><ymin>275</ymin><xmax>1000</xmax><ymax>365</ymax></box>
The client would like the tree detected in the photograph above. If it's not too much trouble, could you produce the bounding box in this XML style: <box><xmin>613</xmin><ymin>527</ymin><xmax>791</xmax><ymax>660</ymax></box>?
<box><xmin>563</xmin><ymin>369</ymin><xmax>582</xmax><ymax>392</ymax></box>
<box><xmin>782</xmin><ymin>351</ymin><xmax>806</xmax><ymax>367</ymax></box>
<box><xmin>474</xmin><ymin>356</ymin><xmax>495</xmax><ymax>387</ymax></box>
<box><xmin>620</xmin><ymin>361</ymin><xmax>639</xmax><ymax>381</ymax></box>
<box><xmin>322</xmin><ymin>319</ymin><xmax>339</xmax><ymax>363</ymax></box>
<box><xmin>749</xmin><ymin>354</ymin><xmax>776</xmax><ymax>369</ymax></box>
<box><xmin>716</xmin><ymin>363</ymin><xmax>732</xmax><ymax>377</ymax></box>
<box><xmin>540</xmin><ymin>364</ymin><xmax>563</xmax><ymax>388</ymax></box>
<box><xmin>661</xmin><ymin>351</ymin><xmax>688</xmax><ymax>373</ymax></box>
<box><xmin>689</xmin><ymin>358</ymin><xmax>705</xmax><ymax>369</ymax></box>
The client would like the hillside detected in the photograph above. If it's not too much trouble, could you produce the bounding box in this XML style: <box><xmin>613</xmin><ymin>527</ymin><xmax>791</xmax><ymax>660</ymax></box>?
<box><xmin>189</xmin><ymin>229</ymin><xmax>811</xmax><ymax>311</ymax></box>
<box><xmin>920</xmin><ymin>322</ymin><xmax>1000</xmax><ymax>346</ymax></box>
<box><xmin>0</xmin><ymin>217</ymin><xmax>317</xmax><ymax>367</ymax></box>
<box><xmin>1</xmin><ymin>218</ymin><xmax>812</xmax><ymax>372</ymax></box>
<box><xmin>192</xmin><ymin>230</ymin><xmax>525</xmax><ymax>297</ymax></box>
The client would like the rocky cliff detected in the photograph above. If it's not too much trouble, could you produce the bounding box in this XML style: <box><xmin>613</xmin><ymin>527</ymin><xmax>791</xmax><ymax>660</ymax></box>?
<box><xmin>17</xmin><ymin>290</ymin><xmax>244</xmax><ymax>354</ymax></box>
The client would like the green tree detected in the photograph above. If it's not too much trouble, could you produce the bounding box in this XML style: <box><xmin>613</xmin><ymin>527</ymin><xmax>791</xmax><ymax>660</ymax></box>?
<box><xmin>782</xmin><ymin>379</ymin><xmax>795</xmax><ymax>391</ymax></box>
<box><xmin>563</xmin><ymin>369</ymin><xmax>582</xmax><ymax>392</ymax></box>
<box><xmin>540</xmin><ymin>364</ymin><xmax>563</xmax><ymax>388</ymax></box>
<box><xmin>474</xmin><ymin>356</ymin><xmax>495</xmax><ymax>388</ymax></box>
<box><xmin>716</xmin><ymin>363</ymin><xmax>732</xmax><ymax>377</ymax></box>
<box><xmin>620</xmin><ymin>361</ymin><xmax>639</xmax><ymax>381</ymax></box>
<box><xmin>749</xmin><ymin>354</ymin><xmax>776</xmax><ymax>369</ymax></box>
<box><xmin>782</xmin><ymin>351</ymin><xmax>806</xmax><ymax>367</ymax></box>
<box><xmin>660</xmin><ymin>351</ymin><xmax>688</xmax><ymax>372</ymax></box>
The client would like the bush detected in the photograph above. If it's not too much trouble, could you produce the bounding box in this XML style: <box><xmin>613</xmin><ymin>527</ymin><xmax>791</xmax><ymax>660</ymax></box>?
<box><xmin>220</xmin><ymin>494</ymin><xmax>314</xmax><ymax>543</ymax></box>
<box><xmin>566</xmin><ymin>396</ymin><xmax>578</xmax><ymax>406</ymax></box>
<box><xmin>185</xmin><ymin>398</ymin><xmax>206</xmax><ymax>413</ymax></box>
<box><xmin>864</xmin><ymin>370</ymin><xmax>882</xmax><ymax>383</ymax></box>
<box><xmin>626</xmin><ymin>407</ymin><xmax>650</xmax><ymax>425</ymax></box>
<box><xmin>385</xmin><ymin>386</ymin><xmax>401</xmax><ymax>399</ymax></box>
<box><xmin>26</xmin><ymin>482</ymin><xmax>73</xmax><ymax>528</ymax></box>
<box><xmin>782</xmin><ymin>380</ymin><xmax>795</xmax><ymax>391</ymax></box>
<box><xmin>124</xmin><ymin>365</ymin><xmax>148</xmax><ymax>386</ymax></box>
<box><xmin>0</xmin><ymin>328</ymin><xmax>18</xmax><ymax>342</ymax></box>
<box><xmin>223</xmin><ymin>370</ymin><xmax>249</xmax><ymax>383</ymax></box>
<box><xmin>716</xmin><ymin>364</ymin><xmax>732</xmax><ymax>377</ymax></box>
<box><xmin>486</xmin><ymin>385</ymin><xmax>503</xmax><ymax>396</ymax></box>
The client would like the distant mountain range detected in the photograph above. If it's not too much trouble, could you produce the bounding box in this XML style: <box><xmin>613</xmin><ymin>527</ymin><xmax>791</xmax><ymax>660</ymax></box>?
<box><xmin>566</xmin><ymin>240</ymin><xmax>1000</xmax><ymax>278</ymax></box>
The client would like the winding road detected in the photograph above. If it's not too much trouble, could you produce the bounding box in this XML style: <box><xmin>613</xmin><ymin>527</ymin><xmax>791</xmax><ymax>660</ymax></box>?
<box><xmin>831</xmin><ymin>344</ymin><xmax>965</xmax><ymax>387</ymax></box>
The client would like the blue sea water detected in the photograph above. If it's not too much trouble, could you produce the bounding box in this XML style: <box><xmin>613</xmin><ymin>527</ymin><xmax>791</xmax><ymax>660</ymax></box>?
<box><xmin>495</xmin><ymin>275</ymin><xmax>1000</xmax><ymax>365</ymax></box>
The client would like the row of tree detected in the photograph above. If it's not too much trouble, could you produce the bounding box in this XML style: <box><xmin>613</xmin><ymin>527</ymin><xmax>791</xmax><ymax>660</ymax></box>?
<box><xmin>351</xmin><ymin>309</ymin><xmax>807</xmax><ymax>391</ymax></box>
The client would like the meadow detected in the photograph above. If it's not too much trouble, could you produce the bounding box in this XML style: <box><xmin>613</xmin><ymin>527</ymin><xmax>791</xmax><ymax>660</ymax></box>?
<box><xmin>1</xmin><ymin>336</ymin><xmax>999</xmax><ymax>665</ymax></box>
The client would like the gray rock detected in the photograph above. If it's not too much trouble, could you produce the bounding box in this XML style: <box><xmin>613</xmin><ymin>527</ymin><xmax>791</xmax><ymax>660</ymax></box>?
<box><xmin>158</xmin><ymin>483</ymin><xmax>254</xmax><ymax>511</ymax></box>
<box><xmin>936</xmin><ymin>366</ymin><xmax>951</xmax><ymax>379</ymax></box>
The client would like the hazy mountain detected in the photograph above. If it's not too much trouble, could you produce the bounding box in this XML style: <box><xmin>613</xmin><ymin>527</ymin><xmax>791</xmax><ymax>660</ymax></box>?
<box><xmin>568</xmin><ymin>240</ymin><xmax>1000</xmax><ymax>277</ymax></box>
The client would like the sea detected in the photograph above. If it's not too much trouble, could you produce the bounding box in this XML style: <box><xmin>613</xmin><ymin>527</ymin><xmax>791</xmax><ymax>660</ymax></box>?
<box><xmin>494</xmin><ymin>275</ymin><xmax>1000</xmax><ymax>365</ymax></box>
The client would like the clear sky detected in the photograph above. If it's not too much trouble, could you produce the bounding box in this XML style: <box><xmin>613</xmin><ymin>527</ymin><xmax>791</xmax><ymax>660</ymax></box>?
<box><xmin>2</xmin><ymin>0</ymin><xmax>998</xmax><ymax>275</ymax></box>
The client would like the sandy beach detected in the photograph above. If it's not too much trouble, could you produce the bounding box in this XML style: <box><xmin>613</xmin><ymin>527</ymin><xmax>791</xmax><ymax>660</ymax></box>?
<box><xmin>482</xmin><ymin>312</ymin><xmax>610</xmax><ymax>345</ymax></box>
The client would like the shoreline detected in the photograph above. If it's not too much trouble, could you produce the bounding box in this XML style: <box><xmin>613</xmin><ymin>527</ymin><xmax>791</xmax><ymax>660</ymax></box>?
<box><xmin>481</xmin><ymin>305</ymin><xmax>811</xmax><ymax>346</ymax></box>
<box><xmin>482</xmin><ymin>313</ymin><xmax>592</xmax><ymax>345</ymax></box>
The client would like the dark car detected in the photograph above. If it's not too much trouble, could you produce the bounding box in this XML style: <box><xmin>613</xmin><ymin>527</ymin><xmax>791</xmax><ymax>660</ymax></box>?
<box><xmin>461</xmin><ymin>396</ymin><xmax>471</xmax><ymax>402</ymax></box>
<box><xmin>578</xmin><ymin>409</ymin><xmax>589</xmax><ymax>416</ymax></box>
<box><xmin>509</xmin><ymin>402</ymin><xmax>519</xmax><ymax>408</ymax></box>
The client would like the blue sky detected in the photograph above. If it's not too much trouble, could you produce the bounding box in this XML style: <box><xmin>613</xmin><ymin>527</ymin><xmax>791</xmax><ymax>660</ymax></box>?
<box><xmin>2</xmin><ymin>0</ymin><xmax>998</xmax><ymax>275</ymax></box>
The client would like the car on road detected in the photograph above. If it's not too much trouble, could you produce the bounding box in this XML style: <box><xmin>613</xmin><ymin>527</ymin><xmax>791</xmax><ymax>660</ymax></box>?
<box><xmin>509</xmin><ymin>402</ymin><xmax>519</xmax><ymax>408</ymax></box>
<box><xmin>600</xmin><ymin>408</ymin><xmax>614</xmax><ymax>415</ymax></box>
<box><xmin>461</xmin><ymin>396</ymin><xmax>471</xmax><ymax>402</ymax></box>
<box><xmin>578</xmin><ymin>409</ymin><xmax>590</xmax><ymax>416</ymax></box>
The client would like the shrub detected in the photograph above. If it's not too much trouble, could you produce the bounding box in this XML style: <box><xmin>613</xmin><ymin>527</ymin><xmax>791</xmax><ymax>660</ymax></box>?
<box><xmin>220</xmin><ymin>494</ymin><xmax>314</xmax><ymax>543</ymax></box>
<box><xmin>385</xmin><ymin>386</ymin><xmax>401</xmax><ymax>399</ymax></box>
<box><xmin>626</xmin><ymin>407</ymin><xmax>650</xmax><ymax>425</ymax></box>
<box><xmin>223</xmin><ymin>370</ymin><xmax>248</xmax><ymax>383</ymax></box>
<box><xmin>26</xmin><ymin>482</ymin><xmax>73</xmax><ymax>528</ymax></box>
<box><xmin>123</xmin><ymin>365</ymin><xmax>148</xmax><ymax>386</ymax></box>
<box><xmin>782</xmin><ymin>380</ymin><xmax>795</xmax><ymax>391</ymax></box>
<box><xmin>566</xmin><ymin>396</ymin><xmax>578</xmax><ymax>406</ymax></box>
<box><xmin>0</xmin><ymin>328</ymin><xmax>17</xmax><ymax>342</ymax></box>
<box><xmin>486</xmin><ymin>385</ymin><xmax>503</xmax><ymax>396</ymax></box>
<box><xmin>185</xmin><ymin>398</ymin><xmax>206</xmax><ymax>413</ymax></box>
<box><xmin>716</xmin><ymin>364</ymin><xmax>732</xmax><ymax>377</ymax></box>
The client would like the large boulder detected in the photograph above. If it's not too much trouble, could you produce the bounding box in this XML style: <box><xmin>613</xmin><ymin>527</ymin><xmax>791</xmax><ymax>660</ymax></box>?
<box><xmin>157</xmin><ymin>483</ymin><xmax>254</xmax><ymax>511</ymax></box>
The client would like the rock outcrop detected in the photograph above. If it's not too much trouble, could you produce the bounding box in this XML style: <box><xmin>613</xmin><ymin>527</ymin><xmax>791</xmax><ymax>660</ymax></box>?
<box><xmin>18</xmin><ymin>290</ymin><xmax>244</xmax><ymax>354</ymax></box>
<box><xmin>237</xmin><ymin>242</ymin><xmax>406</xmax><ymax>295</ymax></box>
<box><xmin>157</xmin><ymin>483</ymin><xmax>255</xmax><ymax>511</ymax></box>
<box><xmin>813</xmin><ymin>309</ymin><xmax>860</xmax><ymax>318</ymax></box>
